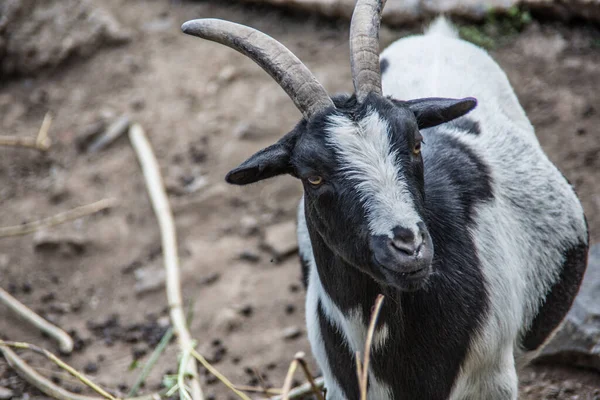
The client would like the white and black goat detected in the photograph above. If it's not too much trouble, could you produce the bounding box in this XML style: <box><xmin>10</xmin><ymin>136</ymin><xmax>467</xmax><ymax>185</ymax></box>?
<box><xmin>182</xmin><ymin>1</ymin><xmax>589</xmax><ymax>398</ymax></box>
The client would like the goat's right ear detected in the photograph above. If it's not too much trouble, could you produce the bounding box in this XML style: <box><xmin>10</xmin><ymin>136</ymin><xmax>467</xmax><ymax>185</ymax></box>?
<box><xmin>225</xmin><ymin>128</ymin><xmax>300</xmax><ymax>185</ymax></box>
<box><xmin>225</xmin><ymin>143</ymin><xmax>293</xmax><ymax>185</ymax></box>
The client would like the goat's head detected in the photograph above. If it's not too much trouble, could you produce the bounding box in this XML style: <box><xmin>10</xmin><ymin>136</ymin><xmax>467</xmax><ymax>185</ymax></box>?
<box><xmin>183</xmin><ymin>0</ymin><xmax>476</xmax><ymax>291</ymax></box>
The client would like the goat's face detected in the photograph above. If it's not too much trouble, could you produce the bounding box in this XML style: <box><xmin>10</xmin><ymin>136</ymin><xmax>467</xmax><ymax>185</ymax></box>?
<box><xmin>226</xmin><ymin>93</ymin><xmax>476</xmax><ymax>291</ymax></box>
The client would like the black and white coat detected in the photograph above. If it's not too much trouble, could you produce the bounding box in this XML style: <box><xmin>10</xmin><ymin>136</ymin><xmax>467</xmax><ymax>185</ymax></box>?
<box><xmin>297</xmin><ymin>19</ymin><xmax>589</xmax><ymax>400</ymax></box>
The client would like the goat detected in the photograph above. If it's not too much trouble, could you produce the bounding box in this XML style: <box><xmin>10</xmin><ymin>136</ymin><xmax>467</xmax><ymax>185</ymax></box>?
<box><xmin>182</xmin><ymin>1</ymin><xmax>589</xmax><ymax>398</ymax></box>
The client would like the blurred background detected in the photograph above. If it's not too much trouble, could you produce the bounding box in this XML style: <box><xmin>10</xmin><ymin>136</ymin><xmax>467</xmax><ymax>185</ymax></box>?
<box><xmin>1</xmin><ymin>0</ymin><xmax>599</xmax><ymax>399</ymax></box>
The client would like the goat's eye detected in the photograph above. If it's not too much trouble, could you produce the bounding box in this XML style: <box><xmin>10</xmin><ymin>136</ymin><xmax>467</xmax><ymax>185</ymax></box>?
<box><xmin>413</xmin><ymin>141</ymin><xmax>422</xmax><ymax>156</ymax></box>
<box><xmin>307</xmin><ymin>176</ymin><xmax>323</xmax><ymax>186</ymax></box>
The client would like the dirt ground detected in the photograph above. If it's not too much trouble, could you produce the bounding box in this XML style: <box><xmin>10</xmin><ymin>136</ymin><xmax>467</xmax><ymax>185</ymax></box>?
<box><xmin>1</xmin><ymin>1</ymin><xmax>599</xmax><ymax>399</ymax></box>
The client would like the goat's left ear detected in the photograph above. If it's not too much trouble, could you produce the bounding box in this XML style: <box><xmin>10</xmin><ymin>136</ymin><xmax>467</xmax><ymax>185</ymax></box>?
<box><xmin>404</xmin><ymin>97</ymin><xmax>477</xmax><ymax>129</ymax></box>
<box><xmin>225</xmin><ymin>128</ymin><xmax>299</xmax><ymax>185</ymax></box>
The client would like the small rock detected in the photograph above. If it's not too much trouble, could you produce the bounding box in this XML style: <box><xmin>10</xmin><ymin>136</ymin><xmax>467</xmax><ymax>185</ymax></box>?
<box><xmin>84</xmin><ymin>362</ymin><xmax>98</xmax><ymax>374</ymax></box>
<box><xmin>282</xmin><ymin>326</ymin><xmax>302</xmax><ymax>340</ymax></box>
<box><xmin>132</xmin><ymin>346</ymin><xmax>147</xmax><ymax>360</ymax></box>
<box><xmin>289</xmin><ymin>283</ymin><xmax>301</xmax><ymax>293</ymax></box>
<box><xmin>263</xmin><ymin>221</ymin><xmax>298</xmax><ymax>259</ymax></box>
<box><xmin>285</xmin><ymin>304</ymin><xmax>296</xmax><ymax>315</ymax></box>
<box><xmin>240</xmin><ymin>215</ymin><xmax>259</xmax><ymax>236</ymax></box>
<box><xmin>214</xmin><ymin>308</ymin><xmax>243</xmax><ymax>333</ymax></box>
<box><xmin>218</xmin><ymin>65</ymin><xmax>238</xmax><ymax>83</ymax></box>
<box><xmin>238</xmin><ymin>304</ymin><xmax>253</xmax><ymax>317</ymax></box>
<box><xmin>200</xmin><ymin>272</ymin><xmax>220</xmax><ymax>286</ymax></box>
<box><xmin>22</xmin><ymin>282</ymin><xmax>33</xmax><ymax>293</ymax></box>
<box><xmin>239</xmin><ymin>250</ymin><xmax>260</xmax><ymax>263</ymax></box>
<box><xmin>134</xmin><ymin>266</ymin><xmax>166</xmax><ymax>295</ymax></box>
<box><xmin>33</xmin><ymin>231</ymin><xmax>88</xmax><ymax>256</ymax></box>
<box><xmin>0</xmin><ymin>387</ymin><xmax>13</xmax><ymax>400</ymax></box>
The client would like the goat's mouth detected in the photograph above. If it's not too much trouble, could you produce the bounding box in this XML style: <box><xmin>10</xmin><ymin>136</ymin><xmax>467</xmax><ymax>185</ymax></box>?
<box><xmin>375</xmin><ymin>261</ymin><xmax>432</xmax><ymax>292</ymax></box>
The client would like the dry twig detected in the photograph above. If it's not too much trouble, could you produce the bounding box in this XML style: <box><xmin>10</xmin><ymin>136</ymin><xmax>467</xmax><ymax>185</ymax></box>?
<box><xmin>280</xmin><ymin>352</ymin><xmax>324</xmax><ymax>400</ymax></box>
<box><xmin>280</xmin><ymin>353</ymin><xmax>300</xmax><ymax>400</ymax></box>
<box><xmin>294</xmin><ymin>357</ymin><xmax>325</xmax><ymax>400</ymax></box>
<box><xmin>189</xmin><ymin>348</ymin><xmax>251</xmax><ymax>400</ymax></box>
<box><xmin>0</xmin><ymin>287</ymin><xmax>73</xmax><ymax>353</ymax></box>
<box><xmin>357</xmin><ymin>294</ymin><xmax>385</xmax><ymax>400</ymax></box>
<box><xmin>0</xmin><ymin>198</ymin><xmax>117</xmax><ymax>238</ymax></box>
<box><xmin>0</xmin><ymin>340</ymin><xmax>116</xmax><ymax>400</ymax></box>
<box><xmin>234</xmin><ymin>385</ymin><xmax>281</xmax><ymax>396</ymax></box>
<box><xmin>128</xmin><ymin>123</ymin><xmax>203</xmax><ymax>400</ymax></box>
<box><xmin>0</xmin><ymin>345</ymin><xmax>98</xmax><ymax>400</ymax></box>
<box><xmin>88</xmin><ymin>114</ymin><xmax>130</xmax><ymax>153</ymax></box>
<box><xmin>0</xmin><ymin>113</ymin><xmax>52</xmax><ymax>151</ymax></box>
<box><xmin>1</xmin><ymin>344</ymin><xmax>165</xmax><ymax>400</ymax></box>
<box><xmin>270</xmin><ymin>377</ymin><xmax>325</xmax><ymax>400</ymax></box>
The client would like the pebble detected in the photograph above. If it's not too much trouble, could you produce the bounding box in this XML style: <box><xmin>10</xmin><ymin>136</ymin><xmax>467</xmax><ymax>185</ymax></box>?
<box><xmin>84</xmin><ymin>362</ymin><xmax>99</xmax><ymax>374</ymax></box>
<box><xmin>285</xmin><ymin>304</ymin><xmax>296</xmax><ymax>315</ymax></box>
<box><xmin>282</xmin><ymin>326</ymin><xmax>302</xmax><ymax>340</ymax></box>
<box><xmin>263</xmin><ymin>221</ymin><xmax>298</xmax><ymax>259</ymax></box>
<box><xmin>32</xmin><ymin>231</ymin><xmax>88</xmax><ymax>256</ymax></box>
<box><xmin>239</xmin><ymin>250</ymin><xmax>260</xmax><ymax>263</ymax></box>
<box><xmin>134</xmin><ymin>266</ymin><xmax>166</xmax><ymax>295</ymax></box>
<box><xmin>0</xmin><ymin>387</ymin><xmax>13</xmax><ymax>400</ymax></box>
<box><xmin>200</xmin><ymin>272</ymin><xmax>221</xmax><ymax>286</ymax></box>
<box><xmin>218</xmin><ymin>65</ymin><xmax>238</xmax><ymax>83</ymax></box>
<box><xmin>238</xmin><ymin>304</ymin><xmax>254</xmax><ymax>317</ymax></box>
<box><xmin>214</xmin><ymin>308</ymin><xmax>243</xmax><ymax>333</ymax></box>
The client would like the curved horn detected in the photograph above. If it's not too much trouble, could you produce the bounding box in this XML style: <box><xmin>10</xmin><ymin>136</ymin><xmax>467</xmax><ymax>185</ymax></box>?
<box><xmin>350</xmin><ymin>0</ymin><xmax>386</xmax><ymax>102</ymax></box>
<box><xmin>182</xmin><ymin>19</ymin><xmax>334</xmax><ymax>119</ymax></box>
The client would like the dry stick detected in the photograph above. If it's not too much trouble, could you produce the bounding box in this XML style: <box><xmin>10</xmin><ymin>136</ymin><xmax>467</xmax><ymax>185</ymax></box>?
<box><xmin>128</xmin><ymin>123</ymin><xmax>203</xmax><ymax>400</ymax></box>
<box><xmin>0</xmin><ymin>113</ymin><xmax>52</xmax><ymax>151</ymax></box>
<box><xmin>0</xmin><ymin>346</ymin><xmax>98</xmax><ymax>400</ymax></box>
<box><xmin>357</xmin><ymin>294</ymin><xmax>385</xmax><ymax>400</ymax></box>
<box><xmin>189</xmin><ymin>348</ymin><xmax>251</xmax><ymax>400</ymax></box>
<box><xmin>0</xmin><ymin>198</ymin><xmax>118</xmax><ymax>238</ymax></box>
<box><xmin>280</xmin><ymin>352</ymin><xmax>302</xmax><ymax>400</ymax></box>
<box><xmin>294</xmin><ymin>356</ymin><xmax>325</xmax><ymax>400</ymax></box>
<box><xmin>271</xmin><ymin>377</ymin><xmax>325</xmax><ymax>400</ymax></box>
<box><xmin>1</xmin><ymin>345</ymin><xmax>165</xmax><ymax>400</ymax></box>
<box><xmin>0</xmin><ymin>341</ymin><xmax>116</xmax><ymax>400</ymax></box>
<box><xmin>0</xmin><ymin>288</ymin><xmax>73</xmax><ymax>354</ymax></box>
<box><xmin>234</xmin><ymin>385</ymin><xmax>282</xmax><ymax>395</ymax></box>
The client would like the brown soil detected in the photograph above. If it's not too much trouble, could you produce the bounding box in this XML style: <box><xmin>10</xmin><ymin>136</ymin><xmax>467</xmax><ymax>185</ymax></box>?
<box><xmin>1</xmin><ymin>1</ymin><xmax>599</xmax><ymax>399</ymax></box>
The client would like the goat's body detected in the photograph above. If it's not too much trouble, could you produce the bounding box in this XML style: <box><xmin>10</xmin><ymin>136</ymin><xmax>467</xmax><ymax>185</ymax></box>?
<box><xmin>298</xmin><ymin>19</ymin><xmax>588</xmax><ymax>400</ymax></box>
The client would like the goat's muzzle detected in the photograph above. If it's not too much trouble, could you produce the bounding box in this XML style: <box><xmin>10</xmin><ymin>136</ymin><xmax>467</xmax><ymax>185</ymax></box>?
<box><xmin>370</xmin><ymin>222</ymin><xmax>434</xmax><ymax>291</ymax></box>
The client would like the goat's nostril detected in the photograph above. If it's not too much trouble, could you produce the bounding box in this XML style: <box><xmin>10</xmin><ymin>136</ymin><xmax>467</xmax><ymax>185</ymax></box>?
<box><xmin>390</xmin><ymin>238</ymin><xmax>416</xmax><ymax>255</ymax></box>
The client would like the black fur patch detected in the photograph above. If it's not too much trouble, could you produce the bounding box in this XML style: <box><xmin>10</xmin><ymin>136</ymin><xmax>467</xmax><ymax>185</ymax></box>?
<box><xmin>317</xmin><ymin>301</ymin><xmax>360</xmax><ymax>400</ymax></box>
<box><xmin>447</xmin><ymin>117</ymin><xmax>481</xmax><ymax>135</ymax></box>
<box><xmin>380</xmin><ymin>58</ymin><xmax>389</xmax><ymax>74</ymax></box>
<box><xmin>521</xmin><ymin>242</ymin><xmax>589</xmax><ymax>351</ymax></box>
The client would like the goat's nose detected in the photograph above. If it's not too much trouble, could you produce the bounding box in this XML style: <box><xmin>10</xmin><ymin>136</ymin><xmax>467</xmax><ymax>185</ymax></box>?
<box><xmin>390</xmin><ymin>226</ymin><xmax>422</xmax><ymax>255</ymax></box>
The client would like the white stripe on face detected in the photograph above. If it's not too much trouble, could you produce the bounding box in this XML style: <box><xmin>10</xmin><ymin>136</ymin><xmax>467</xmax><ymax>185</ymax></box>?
<box><xmin>325</xmin><ymin>110</ymin><xmax>422</xmax><ymax>238</ymax></box>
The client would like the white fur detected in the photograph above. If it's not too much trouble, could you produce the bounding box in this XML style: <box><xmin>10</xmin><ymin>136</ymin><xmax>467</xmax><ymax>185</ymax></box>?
<box><xmin>325</xmin><ymin>111</ymin><xmax>422</xmax><ymax>242</ymax></box>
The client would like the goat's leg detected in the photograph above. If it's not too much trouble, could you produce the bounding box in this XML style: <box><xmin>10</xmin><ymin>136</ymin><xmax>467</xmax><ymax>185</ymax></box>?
<box><xmin>451</xmin><ymin>347</ymin><xmax>518</xmax><ymax>400</ymax></box>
